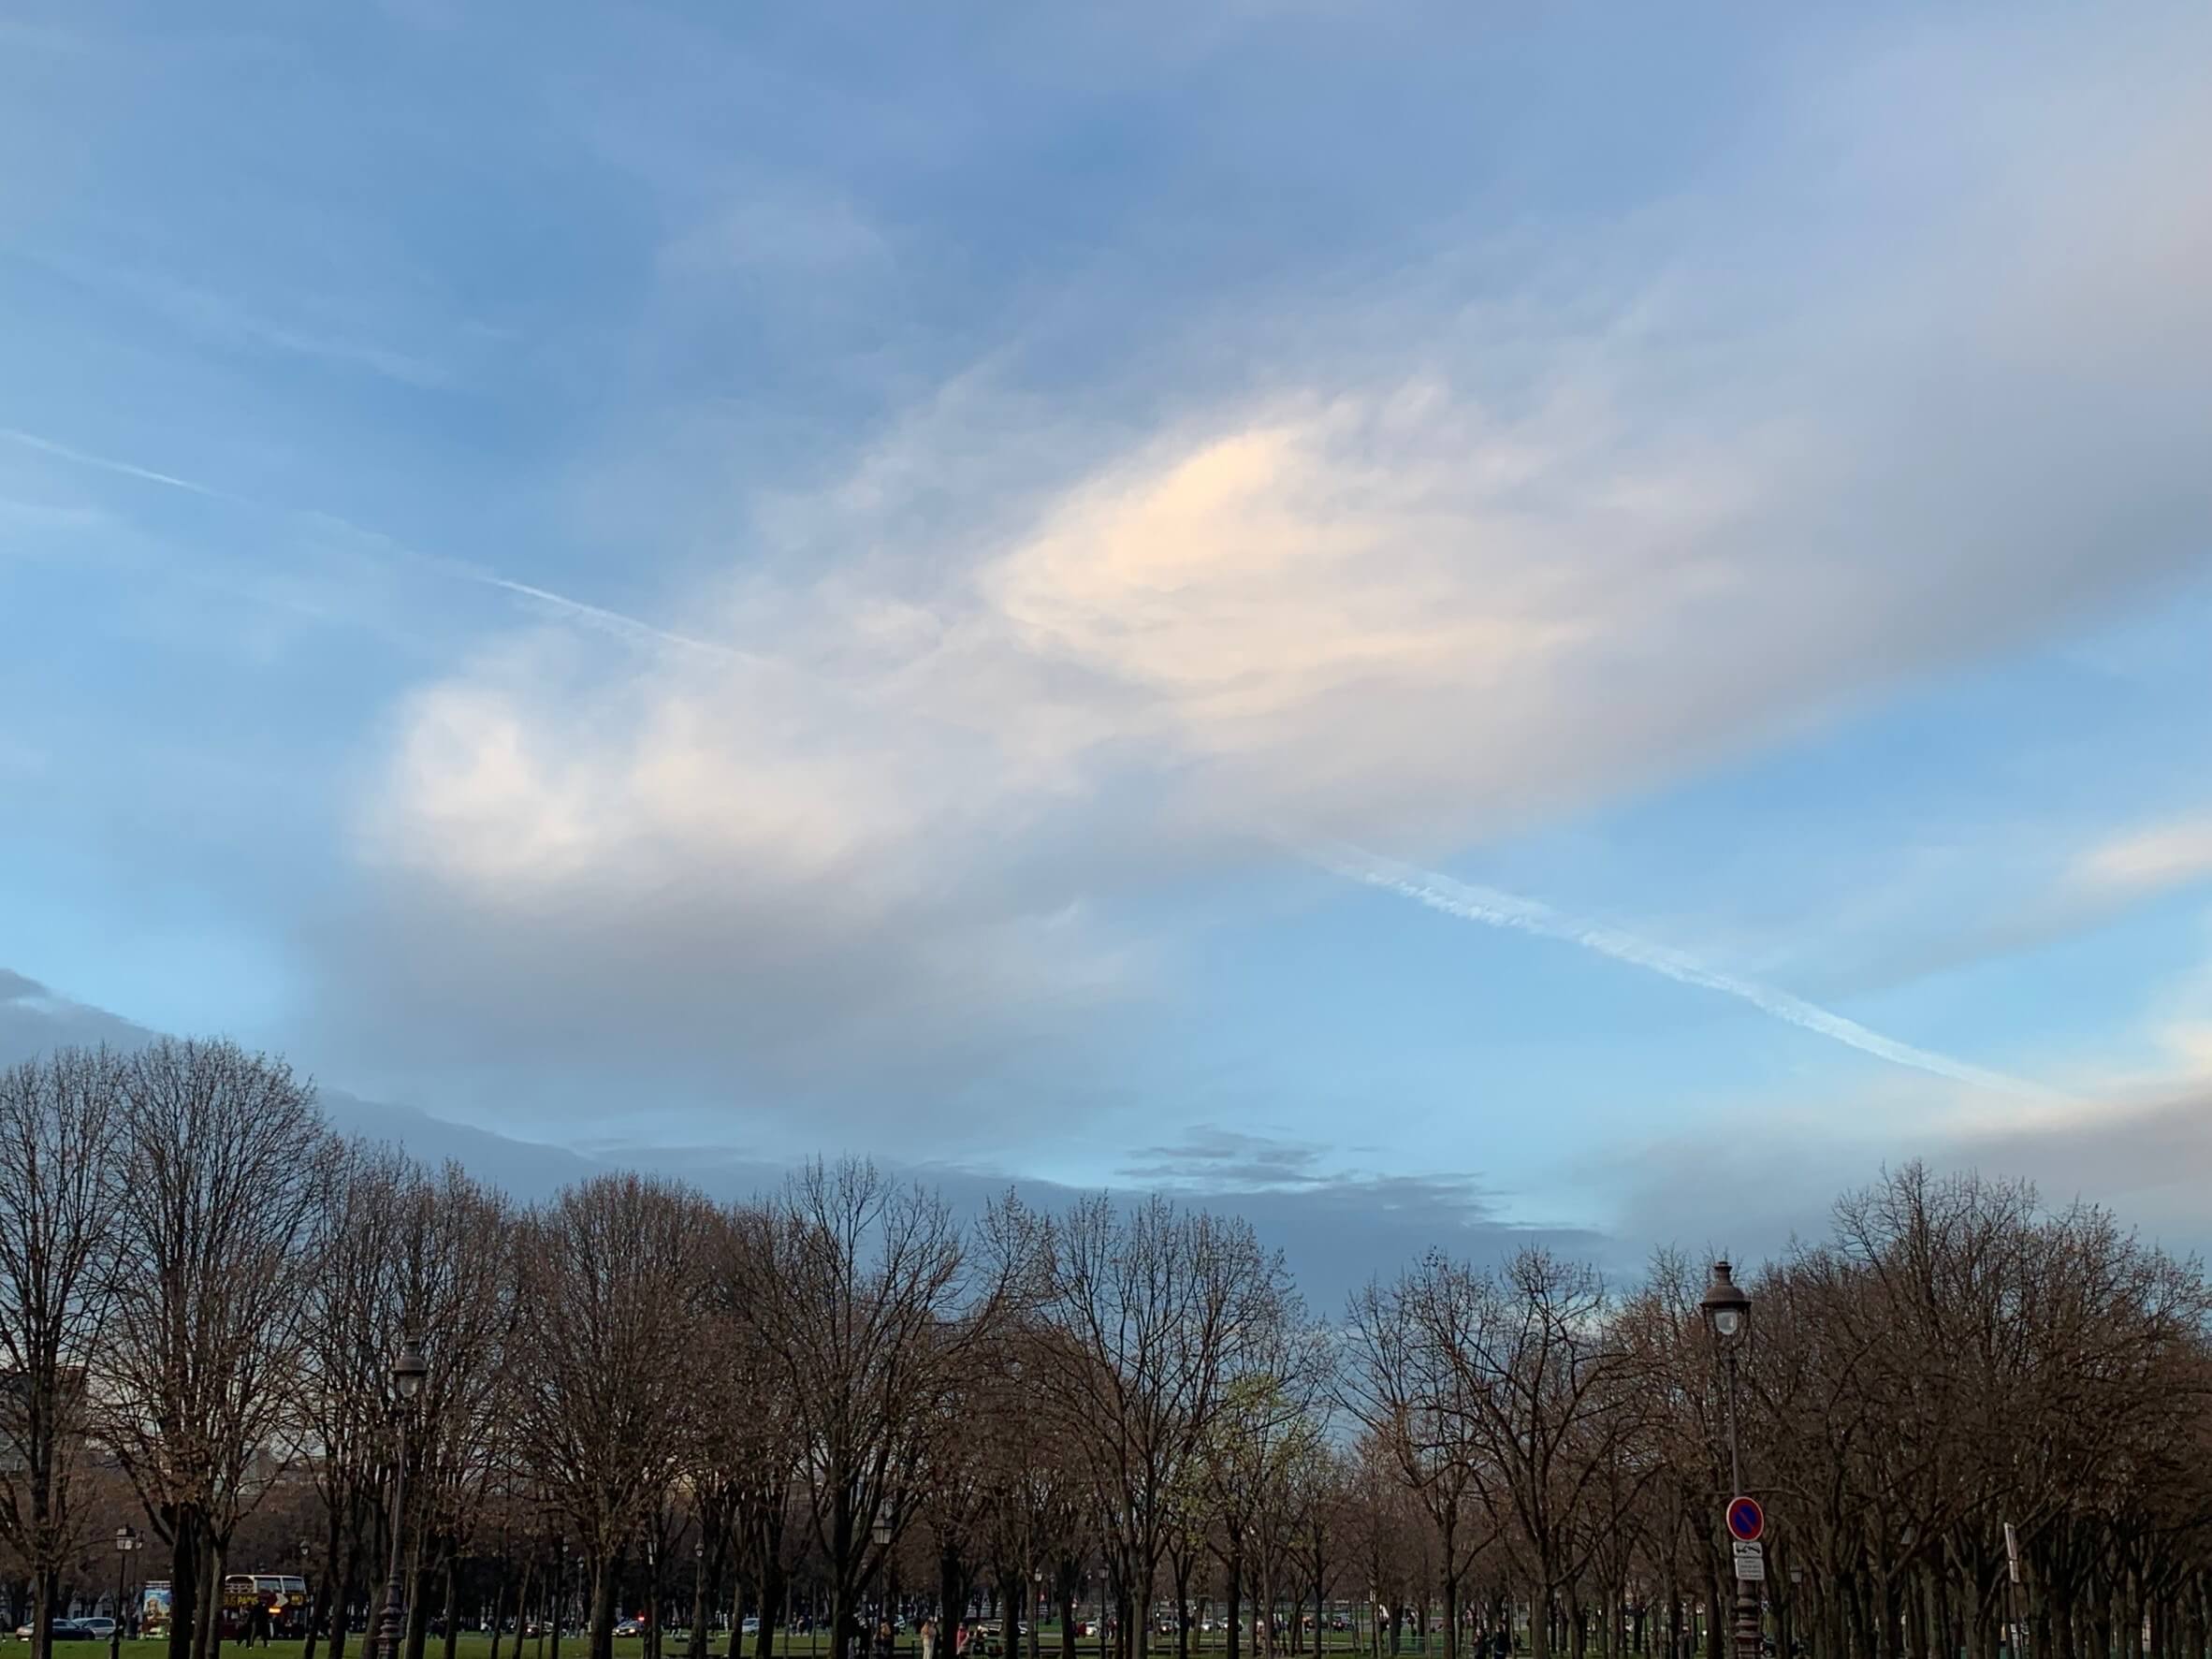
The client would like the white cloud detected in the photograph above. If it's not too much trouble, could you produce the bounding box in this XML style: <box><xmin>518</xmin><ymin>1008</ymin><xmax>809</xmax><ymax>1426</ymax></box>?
<box><xmin>346</xmin><ymin>10</ymin><xmax>2212</xmax><ymax>1131</ymax></box>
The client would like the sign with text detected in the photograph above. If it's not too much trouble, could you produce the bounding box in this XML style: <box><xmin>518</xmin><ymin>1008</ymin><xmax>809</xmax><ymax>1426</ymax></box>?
<box><xmin>1733</xmin><ymin>1541</ymin><xmax>1767</xmax><ymax>1582</ymax></box>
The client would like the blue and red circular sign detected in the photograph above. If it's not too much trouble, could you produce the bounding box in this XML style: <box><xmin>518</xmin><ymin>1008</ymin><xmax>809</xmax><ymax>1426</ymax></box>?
<box><xmin>1726</xmin><ymin>1497</ymin><xmax>1765</xmax><ymax>1543</ymax></box>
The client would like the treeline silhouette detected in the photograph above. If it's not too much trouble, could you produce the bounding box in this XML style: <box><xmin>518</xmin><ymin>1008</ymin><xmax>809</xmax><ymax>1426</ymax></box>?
<box><xmin>2</xmin><ymin>1040</ymin><xmax>2206</xmax><ymax>1659</ymax></box>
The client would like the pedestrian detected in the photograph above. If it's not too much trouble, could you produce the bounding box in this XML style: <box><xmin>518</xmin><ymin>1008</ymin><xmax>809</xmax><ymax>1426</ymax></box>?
<box><xmin>922</xmin><ymin>1618</ymin><xmax>938</xmax><ymax>1659</ymax></box>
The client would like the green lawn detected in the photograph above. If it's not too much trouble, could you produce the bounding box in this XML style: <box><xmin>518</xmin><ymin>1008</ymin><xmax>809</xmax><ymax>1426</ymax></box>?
<box><xmin>81</xmin><ymin>1633</ymin><xmax>1409</xmax><ymax>1659</ymax></box>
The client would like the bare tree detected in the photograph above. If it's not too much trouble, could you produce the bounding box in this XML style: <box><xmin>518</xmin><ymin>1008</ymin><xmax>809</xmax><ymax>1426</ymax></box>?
<box><xmin>299</xmin><ymin>1142</ymin><xmax>413</xmax><ymax>1659</ymax></box>
<box><xmin>0</xmin><ymin>1049</ymin><xmax>123</xmax><ymax>1659</ymax></box>
<box><xmin>1341</xmin><ymin>1271</ymin><xmax>1496</xmax><ymax>1659</ymax></box>
<box><xmin>103</xmin><ymin>1038</ymin><xmax>327</xmax><ymax>1659</ymax></box>
<box><xmin>394</xmin><ymin>1162</ymin><xmax>517</xmax><ymax>1659</ymax></box>
<box><xmin>511</xmin><ymin>1175</ymin><xmax>714</xmax><ymax>1659</ymax></box>
<box><xmin>727</xmin><ymin>1160</ymin><xmax>1012</xmax><ymax>1659</ymax></box>
<box><xmin>1035</xmin><ymin>1195</ymin><xmax>1298</xmax><ymax>1659</ymax></box>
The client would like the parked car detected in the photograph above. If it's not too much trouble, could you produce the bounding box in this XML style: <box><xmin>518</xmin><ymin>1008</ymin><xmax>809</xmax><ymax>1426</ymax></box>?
<box><xmin>78</xmin><ymin>1622</ymin><xmax>117</xmax><ymax>1642</ymax></box>
<box><xmin>51</xmin><ymin>1623</ymin><xmax>100</xmax><ymax>1643</ymax></box>
<box><xmin>616</xmin><ymin>1621</ymin><xmax>648</xmax><ymax>1638</ymax></box>
<box><xmin>741</xmin><ymin>1618</ymin><xmax>762</xmax><ymax>1636</ymax></box>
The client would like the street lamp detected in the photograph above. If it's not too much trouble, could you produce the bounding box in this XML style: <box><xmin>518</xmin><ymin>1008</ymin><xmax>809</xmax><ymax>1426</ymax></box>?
<box><xmin>1699</xmin><ymin>1262</ymin><xmax>1757</xmax><ymax>1659</ymax></box>
<box><xmin>112</xmin><ymin>1528</ymin><xmax>139</xmax><ymax>1659</ymax></box>
<box><xmin>375</xmin><ymin>1338</ymin><xmax>429</xmax><ymax>1659</ymax></box>
<box><xmin>869</xmin><ymin>1513</ymin><xmax>894</xmax><ymax>1659</ymax></box>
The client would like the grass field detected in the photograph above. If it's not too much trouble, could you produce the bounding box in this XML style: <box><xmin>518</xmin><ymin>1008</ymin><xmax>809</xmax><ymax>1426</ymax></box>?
<box><xmin>73</xmin><ymin>1632</ymin><xmax>1429</xmax><ymax>1659</ymax></box>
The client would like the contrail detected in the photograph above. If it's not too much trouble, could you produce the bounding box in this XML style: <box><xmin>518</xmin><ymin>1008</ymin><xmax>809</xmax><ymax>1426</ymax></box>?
<box><xmin>1305</xmin><ymin>838</ymin><xmax>2061</xmax><ymax>1101</ymax></box>
<box><xmin>1</xmin><ymin>427</ymin><xmax>237</xmax><ymax>500</ymax></box>
<box><xmin>6</xmin><ymin>426</ymin><xmax>728</xmax><ymax>659</ymax></box>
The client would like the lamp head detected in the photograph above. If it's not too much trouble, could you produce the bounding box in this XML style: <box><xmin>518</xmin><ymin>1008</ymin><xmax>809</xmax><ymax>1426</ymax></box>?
<box><xmin>392</xmin><ymin>1337</ymin><xmax>429</xmax><ymax>1401</ymax></box>
<box><xmin>1698</xmin><ymin>1260</ymin><xmax>1752</xmax><ymax>1347</ymax></box>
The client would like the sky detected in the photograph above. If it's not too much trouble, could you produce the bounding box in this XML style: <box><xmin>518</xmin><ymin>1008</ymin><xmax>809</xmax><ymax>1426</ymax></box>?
<box><xmin>5</xmin><ymin>2</ymin><xmax>2212</xmax><ymax>1298</ymax></box>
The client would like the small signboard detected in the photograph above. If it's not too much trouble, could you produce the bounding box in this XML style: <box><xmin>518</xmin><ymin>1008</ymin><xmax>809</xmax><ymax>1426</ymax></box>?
<box><xmin>1726</xmin><ymin>1496</ymin><xmax>1766</xmax><ymax>1543</ymax></box>
<box><xmin>1733</xmin><ymin>1541</ymin><xmax>1767</xmax><ymax>1582</ymax></box>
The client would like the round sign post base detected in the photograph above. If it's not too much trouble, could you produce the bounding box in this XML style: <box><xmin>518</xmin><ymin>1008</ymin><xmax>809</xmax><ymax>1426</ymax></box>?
<box><xmin>1733</xmin><ymin>1587</ymin><xmax>1762</xmax><ymax>1659</ymax></box>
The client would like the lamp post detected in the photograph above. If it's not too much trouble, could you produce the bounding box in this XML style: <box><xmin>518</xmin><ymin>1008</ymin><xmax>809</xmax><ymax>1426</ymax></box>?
<box><xmin>870</xmin><ymin>1513</ymin><xmax>894</xmax><ymax>1659</ymax></box>
<box><xmin>1699</xmin><ymin>1262</ymin><xmax>1758</xmax><ymax>1659</ymax></box>
<box><xmin>375</xmin><ymin>1338</ymin><xmax>429</xmax><ymax>1659</ymax></box>
<box><xmin>111</xmin><ymin>1527</ymin><xmax>139</xmax><ymax>1659</ymax></box>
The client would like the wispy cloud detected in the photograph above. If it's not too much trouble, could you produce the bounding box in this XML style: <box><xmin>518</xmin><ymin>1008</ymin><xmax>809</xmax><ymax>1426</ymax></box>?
<box><xmin>1303</xmin><ymin>838</ymin><xmax>2064</xmax><ymax>1102</ymax></box>
<box><xmin>2073</xmin><ymin>815</ymin><xmax>2212</xmax><ymax>899</ymax></box>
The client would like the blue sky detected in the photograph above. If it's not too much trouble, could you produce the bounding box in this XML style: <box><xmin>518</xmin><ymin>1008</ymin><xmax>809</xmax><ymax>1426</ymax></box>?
<box><xmin>6</xmin><ymin>2</ymin><xmax>2212</xmax><ymax>1277</ymax></box>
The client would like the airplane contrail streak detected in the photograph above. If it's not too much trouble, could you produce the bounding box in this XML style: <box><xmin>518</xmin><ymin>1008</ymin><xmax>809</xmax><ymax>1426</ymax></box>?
<box><xmin>2</xmin><ymin>427</ymin><xmax>236</xmax><ymax>500</ymax></box>
<box><xmin>1305</xmin><ymin>838</ymin><xmax>2062</xmax><ymax>1101</ymax></box>
<box><xmin>5</xmin><ymin>426</ymin><xmax>729</xmax><ymax>658</ymax></box>
<box><xmin>418</xmin><ymin>560</ymin><xmax>741</xmax><ymax>662</ymax></box>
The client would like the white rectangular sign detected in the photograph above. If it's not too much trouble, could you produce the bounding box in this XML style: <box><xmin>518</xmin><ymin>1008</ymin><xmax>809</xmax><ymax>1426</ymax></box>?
<box><xmin>1733</xmin><ymin>1541</ymin><xmax>1767</xmax><ymax>1582</ymax></box>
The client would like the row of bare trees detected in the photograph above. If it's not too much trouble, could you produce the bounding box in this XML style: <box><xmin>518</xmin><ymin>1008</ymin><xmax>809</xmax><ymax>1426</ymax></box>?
<box><xmin>3</xmin><ymin>1041</ymin><xmax>2209</xmax><ymax>1659</ymax></box>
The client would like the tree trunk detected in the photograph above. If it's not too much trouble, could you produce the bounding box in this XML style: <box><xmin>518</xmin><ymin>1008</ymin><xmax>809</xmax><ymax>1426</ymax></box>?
<box><xmin>590</xmin><ymin>1558</ymin><xmax>620</xmax><ymax>1659</ymax></box>
<box><xmin>34</xmin><ymin>1562</ymin><xmax>59</xmax><ymax>1659</ymax></box>
<box><xmin>444</xmin><ymin>1559</ymin><xmax>462</xmax><ymax>1659</ymax></box>
<box><xmin>406</xmin><ymin>1560</ymin><xmax>431</xmax><ymax>1659</ymax></box>
<box><xmin>500</xmin><ymin>1559</ymin><xmax>537</xmax><ymax>1659</ymax></box>
<box><xmin>938</xmin><ymin>1551</ymin><xmax>964</xmax><ymax>1646</ymax></box>
<box><xmin>197</xmin><ymin>1535</ymin><xmax>225</xmax><ymax>1659</ymax></box>
<box><xmin>332</xmin><ymin>1550</ymin><xmax>362</xmax><ymax>1659</ymax></box>
<box><xmin>755</xmin><ymin>1558</ymin><xmax>787</xmax><ymax>1659</ymax></box>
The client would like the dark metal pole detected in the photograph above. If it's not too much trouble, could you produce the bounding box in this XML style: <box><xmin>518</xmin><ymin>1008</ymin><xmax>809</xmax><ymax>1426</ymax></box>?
<box><xmin>376</xmin><ymin>1412</ymin><xmax>412</xmax><ymax>1659</ymax></box>
<box><xmin>111</xmin><ymin>1535</ymin><xmax>132</xmax><ymax>1659</ymax></box>
<box><xmin>1721</xmin><ymin>1351</ymin><xmax>1758</xmax><ymax>1659</ymax></box>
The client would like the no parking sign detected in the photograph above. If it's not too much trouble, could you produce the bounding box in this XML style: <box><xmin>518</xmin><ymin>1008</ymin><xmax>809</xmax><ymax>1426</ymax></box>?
<box><xmin>1726</xmin><ymin>1495</ymin><xmax>1765</xmax><ymax>1543</ymax></box>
